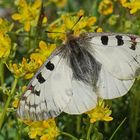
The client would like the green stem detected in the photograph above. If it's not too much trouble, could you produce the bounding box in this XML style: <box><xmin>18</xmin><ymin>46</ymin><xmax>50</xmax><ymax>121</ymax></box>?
<box><xmin>131</xmin><ymin>98</ymin><xmax>139</xmax><ymax>140</ymax></box>
<box><xmin>16</xmin><ymin>120</ymin><xmax>22</xmax><ymax>140</ymax></box>
<box><xmin>61</xmin><ymin>131</ymin><xmax>78</xmax><ymax>140</ymax></box>
<box><xmin>109</xmin><ymin>117</ymin><xmax>127</xmax><ymax>140</ymax></box>
<box><xmin>0</xmin><ymin>77</ymin><xmax>18</xmax><ymax>129</ymax></box>
<box><xmin>28</xmin><ymin>29</ymin><xmax>31</xmax><ymax>50</ymax></box>
<box><xmin>76</xmin><ymin>116</ymin><xmax>81</xmax><ymax>135</ymax></box>
<box><xmin>86</xmin><ymin>123</ymin><xmax>93</xmax><ymax>140</ymax></box>
<box><xmin>0</xmin><ymin>60</ymin><xmax>4</xmax><ymax>85</ymax></box>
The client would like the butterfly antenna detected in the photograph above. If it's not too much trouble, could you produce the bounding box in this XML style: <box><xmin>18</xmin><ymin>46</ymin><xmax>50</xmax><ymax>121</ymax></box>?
<box><xmin>46</xmin><ymin>16</ymin><xmax>83</xmax><ymax>34</ymax></box>
<box><xmin>71</xmin><ymin>15</ymin><xmax>83</xmax><ymax>31</ymax></box>
<box><xmin>45</xmin><ymin>30</ymin><xmax>65</xmax><ymax>34</ymax></box>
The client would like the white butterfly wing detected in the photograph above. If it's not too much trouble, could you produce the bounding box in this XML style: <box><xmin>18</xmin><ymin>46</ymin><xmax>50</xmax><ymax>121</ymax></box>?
<box><xmin>64</xmin><ymin>80</ymin><xmax>97</xmax><ymax>114</ymax></box>
<box><xmin>17</xmin><ymin>51</ymin><xmax>73</xmax><ymax>121</ymax></box>
<box><xmin>84</xmin><ymin>33</ymin><xmax>140</xmax><ymax>99</ymax></box>
<box><xmin>88</xmin><ymin>33</ymin><xmax>140</xmax><ymax>80</ymax></box>
<box><xmin>97</xmin><ymin>66</ymin><xmax>134</xmax><ymax>99</ymax></box>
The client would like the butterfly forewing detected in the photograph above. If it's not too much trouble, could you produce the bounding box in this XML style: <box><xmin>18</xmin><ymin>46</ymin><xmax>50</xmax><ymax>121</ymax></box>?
<box><xmin>83</xmin><ymin>33</ymin><xmax>140</xmax><ymax>99</ymax></box>
<box><xmin>17</xmin><ymin>48</ymin><xmax>73</xmax><ymax>121</ymax></box>
<box><xmin>86</xmin><ymin>33</ymin><xmax>140</xmax><ymax>80</ymax></box>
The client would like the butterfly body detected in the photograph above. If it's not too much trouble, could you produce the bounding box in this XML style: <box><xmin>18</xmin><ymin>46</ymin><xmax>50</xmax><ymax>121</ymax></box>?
<box><xmin>63</xmin><ymin>33</ymin><xmax>102</xmax><ymax>85</ymax></box>
<box><xmin>17</xmin><ymin>32</ymin><xmax>140</xmax><ymax>121</ymax></box>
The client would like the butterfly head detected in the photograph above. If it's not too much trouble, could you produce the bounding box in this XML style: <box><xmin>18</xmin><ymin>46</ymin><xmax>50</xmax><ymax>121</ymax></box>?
<box><xmin>65</xmin><ymin>16</ymin><xmax>83</xmax><ymax>43</ymax></box>
<box><xmin>65</xmin><ymin>30</ymin><xmax>76</xmax><ymax>42</ymax></box>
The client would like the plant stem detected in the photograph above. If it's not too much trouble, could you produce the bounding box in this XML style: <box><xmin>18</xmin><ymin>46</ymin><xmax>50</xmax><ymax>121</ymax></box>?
<box><xmin>76</xmin><ymin>115</ymin><xmax>81</xmax><ymax>135</ymax></box>
<box><xmin>0</xmin><ymin>60</ymin><xmax>4</xmax><ymax>85</ymax></box>
<box><xmin>109</xmin><ymin>117</ymin><xmax>126</xmax><ymax>140</ymax></box>
<box><xmin>61</xmin><ymin>131</ymin><xmax>78</xmax><ymax>140</ymax></box>
<box><xmin>86</xmin><ymin>123</ymin><xmax>93</xmax><ymax>140</ymax></box>
<box><xmin>28</xmin><ymin>29</ymin><xmax>31</xmax><ymax>50</ymax></box>
<box><xmin>0</xmin><ymin>77</ymin><xmax>18</xmax><ymax>129</ymax></box>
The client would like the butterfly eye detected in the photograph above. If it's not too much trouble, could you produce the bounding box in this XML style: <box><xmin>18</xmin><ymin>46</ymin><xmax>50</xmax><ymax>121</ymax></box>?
<box><xmin>46</xmin><ymin>61</ymin><xmax>55</xmax><ymax>71</ymax></box>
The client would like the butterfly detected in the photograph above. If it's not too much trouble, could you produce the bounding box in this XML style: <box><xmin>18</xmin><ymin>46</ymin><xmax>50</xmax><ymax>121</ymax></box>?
<box><xmin>17</xmin><ymin>32</ymin><xmax>140</xmax><ymax>121</ymax></box>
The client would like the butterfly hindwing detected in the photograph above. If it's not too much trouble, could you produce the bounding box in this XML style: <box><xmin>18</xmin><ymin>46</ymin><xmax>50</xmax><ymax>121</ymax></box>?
<box><xmin>17</xmin><ymin>49</ymin><xmax>73</xmax><ymax>121</ymax></box>
<box><xmin>64</xmin><ymin>80</ymin><xmax>97</xmax><ymax>114</ymax></box>
<box><xmin>97</xmin><ymin>66</ymin><xmax>134</xmax><ymax>99</ymax></box>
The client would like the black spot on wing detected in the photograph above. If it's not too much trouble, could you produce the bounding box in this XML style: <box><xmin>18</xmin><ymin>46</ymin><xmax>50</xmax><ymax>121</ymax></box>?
<box><xmin>46</xmin><ymin>61</ymin><xmax>55</xmax><ymax>71</ymax></box>
<box><xmin>130</xmin><ymin>44</ymin><xmax>136</xmax><ymax>50</ymax></box>
<box><xmin>115</xmin><ymin>35</ymin><xmax>124</xmax><ymax>46</ymax></box>
<box><xmin>101</xmin><ymin>36</ymin><xmax>108</xmax><ymax>45</ymax></box>
<box><xmin>34</xmin><ymin>90</ymin><xmax>40</xmax><ymax>96</ymax></box>
<box><xmin>36</xmin><ymin>73</ymin><xmax>45</xmax><ymax>83</ymax></box>
<box><xmin>130</xmin><ymin>36</ymin><xmax>137</xmax><ymax>50</ymax></box>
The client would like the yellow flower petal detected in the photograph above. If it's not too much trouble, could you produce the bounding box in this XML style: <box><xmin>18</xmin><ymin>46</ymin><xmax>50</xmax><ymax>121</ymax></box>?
<box><xmin>32</xmin><ymin>0</ymin><xmax>42</xmax><ymax>9</ymax></box>
<box><xmin>12</xmin><ymin>13</ymin><xmax>22</xmax><ymax>20</ymax></box>
<box><xmin>98</xmin><ymin>0</ymin><xmax>113</xmax><ymax>15</ymax></box>
<box><xmin>86</xmin><ymin>99</ymin><xmax>113</xmax><ymax>123</ymax></box>
<box><xmin>0</xmin><ymin>34</ymin><xmax>11</xmax><ymax>58</ymax></box>
<box><xmin>77</xmin><ymin>9</ymin><xmax>85</xmax><ymax>17</ymax></box>
<box><xmin>87</xmin><ymin>17</ymin><xmax>97</xmax><ymax>26</ymax></box>
<box><xmin>28</xmin><ymin>129</ymin><xmax>38</xmax><ymax>139</ymax></box>
<box><xmin>24</xmin><ymin>73</ymin><xmax>34</xmax><ymax>79</ymax></box>
<box><xmin>96</xmin><ymin>27</ymin><xmax>103</xmax><ymax>32</ymax></box>
<box><xmin>12</xmin><ymin>98</ymin><xmax>19</xmax><ymax>108</ymax></box>
<box><xmin>19</xmin><ymin>0</ymin><xmax>27</xmax><ymax>7</ymax></box>
<box><xmin>40</xmin><ymin>134</ymin><xmax>49</xmax><ymax>140</ymax></box>
<box><xmin>24</xmin><ymin>21</ymin><xmax>31</xmax><ymax>32</ymax></box>
<box><xmin>42</xmin><ymin>17</ymin><xmax>47</xmax><ymax>24</ymax></box>
<box><xmin>39</xmin><ymin>41</ymin><xmax>47</xmax><ymax>50</ymax></box>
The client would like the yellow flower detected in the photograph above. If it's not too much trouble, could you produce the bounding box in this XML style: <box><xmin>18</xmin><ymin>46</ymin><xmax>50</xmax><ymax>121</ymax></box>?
<box><xmin>96</xmin><ymin>27</ymin><xmax>103</xmax><ymax>33</ymax></box>
<box><xmin>0</xmin><ymin>33</ymin><xmax>11</xmax><ymax>58</ymax></box>
<box><xmin>9</xmin><ymin>41</ymin><xmax>56</xmax><ymax>79</ymax></box>
<box><xmin>0</xmin><ymin>18</ymin><xmax>12</xmax><ymax>34</ymax></box>
<box><xmin>98</xmin><ymin>0</ymin><xmax>113</xmax><ymax>15</ymax></box>
<box><xmin>0</xmin><ymin>18</ymin><xmax>12</xmax><ymax>59</ymax></box>
<box><xmin>12</xmin><ymin>0</ymin><xmax>44</xmax><ymax>31</ymax></box>
<box><xmin>22</xmin><ymin>57</ymin><xmax>42</xmax><ymax>79</ymax></box>
<box><xmin>25</xmin><ymin>119</ymin><xmax>59</xmax><ymax>140</ymax></box>
<box><xmin>12</xmin><ymin>98</ymin><xmax>19</xmax><ymax>108</ymax></box>
<box><xmin>48</xmin><ymin>0</ymin><xmax>67</xmax><ymax>8</ymax></box>
<box><xmin>119</xmin><ymin>0</ymin><xmax>127</xmax><ymax>5</ymax></box>
<box><xmin>48</xmin><ymin>10</ymin><xmax>97</xmax><ymax>42</ymax></box>
<box><xmin>8</xmin><ymin>61</ymin><xmax>25</xmax><ymax>78</ymax></box>
<box><xmin>9</xmin><ymin>56</ymin><xmax>42</xmax><ymax>79</ymax></box>
<box><xmin>30</xmin><ymin>41</ymin><xmax>56</xmax><ymax>63</ymax></box>
<box><xmin>86</xmin><ymin>99</ymin><xmax>113</xmax><ymax>123</ymax></box>
<box><xmin>108</xmin><ymin>15</ymin><xmax>119</xmax><ymax>25</ymax></box>
<box><xmin>121</xmin><ymin>0</ymin><xmax>140</xmax><ymax>14</ymax></box>
<box><xmin>77</xmin><ymin>9</ymin><xmax>85</xmax><ymax>17</ymax></box>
